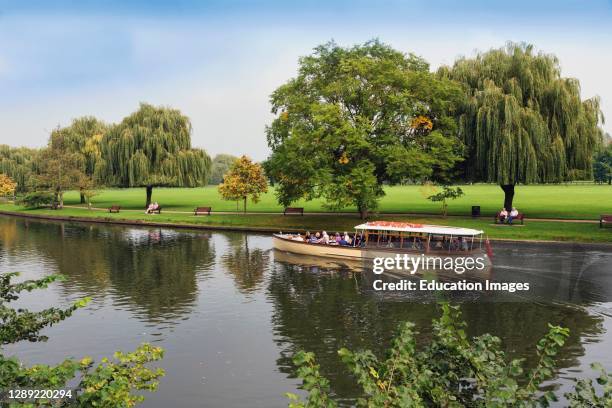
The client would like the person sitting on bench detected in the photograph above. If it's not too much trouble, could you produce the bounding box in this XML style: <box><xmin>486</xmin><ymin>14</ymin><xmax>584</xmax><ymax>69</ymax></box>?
<box><xmin>498</xmin><ymin>208</ymin><xmax>508</xmax><ymax>223</ymax></box>
<box><xmin>508</xmin><ymin>207</ymin><xmax>519</xmax><ymax>224</ymax></box>
<box><xmin>145</xmin><ymin>202</ymin><xmax>160</xmax><ymax>214</ymax></box>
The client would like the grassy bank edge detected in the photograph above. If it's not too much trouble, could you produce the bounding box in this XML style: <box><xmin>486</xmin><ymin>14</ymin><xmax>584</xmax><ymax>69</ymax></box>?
<box><xmin>1</xmin><ymin>205</ymin><xmax>611</xmax><ymax>245</ymax></box>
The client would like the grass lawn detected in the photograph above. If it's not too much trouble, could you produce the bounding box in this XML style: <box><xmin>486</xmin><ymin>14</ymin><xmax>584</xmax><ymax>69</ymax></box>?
<box><xmin>60</xmin><ymin>184</ymin><xmax>612</xmax><ymax>220</ymax></box>
<box><xmin>2</xmin><ymin>204</ymin><xmax>611</xmax><ymax>243</ymax></box>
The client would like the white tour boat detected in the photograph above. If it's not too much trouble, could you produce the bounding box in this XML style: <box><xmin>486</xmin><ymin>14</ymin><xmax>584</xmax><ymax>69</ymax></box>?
<box><xmin>273</xmin><ymin>221</ymin><xmax>492</xmax><ymax>268</ymax></box>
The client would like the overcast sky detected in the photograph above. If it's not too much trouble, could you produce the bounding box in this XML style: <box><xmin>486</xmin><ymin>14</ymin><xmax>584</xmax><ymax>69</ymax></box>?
<box><xmin>0</xmin><ymin>0</ymin><xmax>610</xmax><ymax>161</ymax></box>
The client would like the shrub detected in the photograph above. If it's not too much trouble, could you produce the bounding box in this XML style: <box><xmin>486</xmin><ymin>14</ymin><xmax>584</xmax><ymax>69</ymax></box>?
<box><xmin>288</xmin><ymin>303</ymin><xmax>610</xmax><ymax>407</ymax></box>
<box><xmin>0</xmin><ymin>272</ymin><xmax>164</xmax><ymax>407</ymax></box>
<box><xmin>16</xmin><ymin>191</ymin><xmax>54</xmax><ymax>208</ymax></box>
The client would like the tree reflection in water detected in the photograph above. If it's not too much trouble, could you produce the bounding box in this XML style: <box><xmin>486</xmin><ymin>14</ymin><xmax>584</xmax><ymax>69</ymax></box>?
<box><xmin>0</xmin><ymin>217</ymin><xmax>215</xmax><ymax>323</ymax></box>
<box><xmin>266</xmin><ymin>260</ymin><xmax>604</xmax><ymax>404</ymax></box>
<box><xmin>221</xmin><ymin>232</ymin><xmax>270</xmax><ymax>294</ymax></box>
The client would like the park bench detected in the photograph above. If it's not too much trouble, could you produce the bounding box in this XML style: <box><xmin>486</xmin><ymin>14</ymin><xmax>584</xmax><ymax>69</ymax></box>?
<box><xmin>108</xmin><ymin>205</ymin><xmax>121</xmax><ymax>213</ymax></box>
<box><xmin>284</xmin><ymin>207</ymin><xmax>304</xmax><ymax>216</ymax></box>
<box><xmin>494</xmin><ymin>211</ymin><xmax>524</xmax><ymax>225</ymax></box>
<box><xmin>600</xmin><ymin>214</ymin><xmax>612</xmax><ymax>228</ymax></box>
<box><xmin>194</xmin><ymin>206</ymin><xmax>212</xmax><ymax>215</ymax></box>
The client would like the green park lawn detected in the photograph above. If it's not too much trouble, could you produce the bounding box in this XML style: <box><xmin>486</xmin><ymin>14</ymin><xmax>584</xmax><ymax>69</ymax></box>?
<box><xmin>60</xmin><ymin>184</ymin><xmax>612</xmax><ymax>220</ymax></box>
<box><xmin>1</xmin><ymin>202</ymin><xmax>611</xmax><ymax>243</ymax></box>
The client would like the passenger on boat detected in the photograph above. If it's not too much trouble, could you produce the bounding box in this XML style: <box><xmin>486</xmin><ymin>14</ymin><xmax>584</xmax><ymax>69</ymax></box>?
<box><xmin>353</xmin><ymin>234</ymin><xmax>361</xmax><ymax>247</ymax></box>
<box><xmin>305</xmin><ymin>231</ymin><xmax>311</xmax><ymax>241</ymax></box>
<box><xmin>458</xmin><ymin>236</ymin><xmax>469</xmax><ymax>251</ymax></box>
<box><xmin>342</xmin><ymin>232</ymin><xmax>351</xmax><ymax>246</ymax></box>
<box><xmin>413</xmin><ymin>237</ymin><xmax>424</xmax><ymax>250</ymax></box>
<box><xmin>499</xmin><ymin>208</ymin><xmax>508</xmax><ymax>223</ymax></box>
<box><xmin>434</xmin><ymin>238</ymin><xmax>443</xmax><ymax>250</ymax></box>
<box><xmin>319</xmin><ymin>231</ymin><xmax>330</xmax><ymax>244</ymax></box>
<box><xmin>334</xmin><ymin>232</ymin><xmax>342</xmax><ymax>244</ymax></box>
<box><xmin>310</xmin><ymin>232</ymin><xmax>320</xmax><ymax>243</ymax></box>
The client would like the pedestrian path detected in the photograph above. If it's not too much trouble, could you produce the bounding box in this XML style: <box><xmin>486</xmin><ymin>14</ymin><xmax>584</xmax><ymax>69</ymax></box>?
<box><xmin>63</xmin><ymin>205</ymin><xmax>600</xmax><ymax>224</ymax></box>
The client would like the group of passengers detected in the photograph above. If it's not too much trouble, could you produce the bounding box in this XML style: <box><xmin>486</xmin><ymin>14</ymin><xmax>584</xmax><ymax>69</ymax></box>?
<box><xmin>291</xmin><ymin>231</ymin><xmax>363</xmax><ymax>247</ymax></box>
<box><xmin>498</xmin><ymin>207</ymin><xmax>519</xmax><ymax>224</ymax></box>
<box><xmin>429</xmin><ymin>235</ymin><xmax>471</xmax><ymax>251</ymax></box>
<box><xmin>379</xmin><ymin>235</ymin><xmax>471</xmax><ymax>251</ymax></box>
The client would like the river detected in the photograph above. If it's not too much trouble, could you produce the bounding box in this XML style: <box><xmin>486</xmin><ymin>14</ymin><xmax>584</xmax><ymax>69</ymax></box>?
<box><xmin>0</xmin><ymin>216</ymin><xmax>611</xmax><ymax>407</ymax></box>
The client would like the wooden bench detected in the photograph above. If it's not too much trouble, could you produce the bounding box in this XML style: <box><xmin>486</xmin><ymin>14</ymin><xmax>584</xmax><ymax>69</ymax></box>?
<box><xmin>600</xmin><ymin>214</ymin><xmax>612</xmax><ymax>228</ymax></box>
<box><xmin>194</xmin><ymin>206</ymin><xmax>212</xmax><ymax>215</ymax></box>
<box><xmin>283</xmin><ymin>207</ymin><xmax>304</xmax><ymax>216</ymax></box>
<box><xmin>108</xmin><ymin>205</ymin><xmax>121</xmax><ymax>213</ymax></box>
<box><xmin>494</xmin><ymin>211</ymin><xmax>524</xmax><ymax>225</ymax></box>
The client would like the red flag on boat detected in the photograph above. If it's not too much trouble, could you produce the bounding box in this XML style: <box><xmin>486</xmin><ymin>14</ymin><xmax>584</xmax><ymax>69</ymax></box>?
<box><xmin>485</xmin><ymin>237</ymin><xmax>493</xmax><ymax>259</ymax></box>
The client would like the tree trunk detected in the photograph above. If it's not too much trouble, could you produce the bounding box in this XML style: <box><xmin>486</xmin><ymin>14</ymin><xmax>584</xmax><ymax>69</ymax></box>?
<box><xmin>359</xmin><ymin>206</ymin><xmax>368</xmax><ymax>220</ymax></box>
<box><xmin>80</xmin><ymin>189</ymin><xmax>86</xmax><ymax>204</ymax></box>
<box><xmin>243</xmin><ymin>196</ymin><xmax>247</xmax><ymax>213</ymax></box>
<box><xmin>500</xmin><ymin>184</ymin><xmax>515</xmax><ymax>210</ymax></box>
<box><xmin>146</xmin><ymin>185</ymin><xmax>153</xmax><ymax>208</ymax></box>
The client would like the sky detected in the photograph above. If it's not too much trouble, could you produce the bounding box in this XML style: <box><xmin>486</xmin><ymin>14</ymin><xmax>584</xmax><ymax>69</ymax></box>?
<box><xmin>0</xmin><ymin>0</ymin><xmax>611</xmax><ymax>161</ymax></box>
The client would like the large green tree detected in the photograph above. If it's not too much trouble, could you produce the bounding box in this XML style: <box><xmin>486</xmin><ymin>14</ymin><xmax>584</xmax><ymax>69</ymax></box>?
<box><xmin>50</xmin><ymin>117</ymin><xmax>108</xmax><ymax>203</ymax></box>
<box><xmin>97</xmin><ymin>103</ymin><xmax>211</xmax><ymax>207</ymax></box>
<box><xmin>440</xmin><ymin>43</ymin><xmax>604</xmax><ymax>210</ymax></box>
<box><xmin>265</xmin><ymin>40</ymin><xmax>464</xmax><ymax>218</ymax></box>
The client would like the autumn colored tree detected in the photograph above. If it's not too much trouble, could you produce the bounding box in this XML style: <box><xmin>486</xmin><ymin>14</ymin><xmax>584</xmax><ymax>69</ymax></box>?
<box><xmin>218</xmin><ymin>156</ymin><xmax>268</xmax><ymax>213</ymax></box>
<box><xmin>0</xmin><ymin>174</ymin><xmax>17</xmax><ymax>197</ymax></box>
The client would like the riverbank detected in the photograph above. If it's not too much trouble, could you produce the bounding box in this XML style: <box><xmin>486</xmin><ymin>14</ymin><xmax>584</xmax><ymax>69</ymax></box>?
<box><xmin>1</xmin><ymin>204</ymin><xmax>610</xmax><ymax>244</ymax></box>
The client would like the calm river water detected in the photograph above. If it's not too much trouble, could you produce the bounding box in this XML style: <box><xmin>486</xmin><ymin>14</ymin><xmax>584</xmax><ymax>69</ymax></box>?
<box><xmin>0</xmin><ymin>216</ymin><xmax>611</xmax><ymax>407</ymax></box>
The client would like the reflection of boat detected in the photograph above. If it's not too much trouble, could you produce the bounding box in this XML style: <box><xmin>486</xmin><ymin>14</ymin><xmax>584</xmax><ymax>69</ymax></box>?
<box><xmin>273</xmin><ymin>248</ymin><xmax>364</xmax><ymax>271</ymax></box>
<box><xmin>274</xmin><ymin>221</ymin><xmax>491</xmax><ymax>261</ymax></box>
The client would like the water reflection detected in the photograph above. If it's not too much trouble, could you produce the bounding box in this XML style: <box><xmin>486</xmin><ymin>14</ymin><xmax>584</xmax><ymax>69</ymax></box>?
<box><xmin>222</xmin><ymin>233</ymin><xmax>270</xmax><ymax>294</ymax></box>
<box><xmin>0</xmin><ymin>216</ymin><xmax>610</xmax><ymax>407</ymax></box>
<box><xmin>0</xmin><ymin>217</ymin><xmax>215</xmax><ymax>322</ymax></box>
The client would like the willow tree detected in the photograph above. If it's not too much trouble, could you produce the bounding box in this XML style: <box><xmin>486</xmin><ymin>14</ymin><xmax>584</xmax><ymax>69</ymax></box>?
<box><xmin>97</xmin><ymin>103</ymin><xmax>211</xmax><ymax>207</ymax></box>
<box><xmin>0</xmin><ymin>145</ymin><xmax>38</xmax><ymax>193</ymax></box>
<box><xmin>440</xmin><ymin>43</ymin><xmax>604</xmax><ymax>209</ymax></box>
<box><xmin>50</xmin><ymin>117</ymin><xmax>108</xmax><ymax>202</ymax></box>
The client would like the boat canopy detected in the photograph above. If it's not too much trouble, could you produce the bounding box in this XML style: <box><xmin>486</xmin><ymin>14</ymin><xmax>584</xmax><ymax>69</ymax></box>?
<box><xmin>354</xmin><ymin>221</ymin><xmax>484</xmax><ymax>237</ymax></box>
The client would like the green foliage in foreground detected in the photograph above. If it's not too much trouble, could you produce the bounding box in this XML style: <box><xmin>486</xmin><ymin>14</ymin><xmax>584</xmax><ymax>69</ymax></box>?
<box><xmin>287</xmin><ymin>303</ymin><xmax>611</xmax><ymax>407</ymax></box>
<box><xmin>0</xmin><ymin>272</ymin><xmax>164</xmax><ymax>407</ymax></box>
